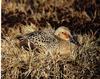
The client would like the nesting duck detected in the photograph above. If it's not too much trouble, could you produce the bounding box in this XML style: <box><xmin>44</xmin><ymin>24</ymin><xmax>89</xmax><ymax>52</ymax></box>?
<box><xmin>17</xmin><ymin>26</ymin><xmax>80</xmax><ymax>58</ymax></box>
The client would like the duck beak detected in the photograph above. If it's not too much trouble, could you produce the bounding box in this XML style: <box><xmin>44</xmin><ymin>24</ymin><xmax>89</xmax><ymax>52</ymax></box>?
<box><xmin>70</xmin><ymin>37</ymin><xmax>81</xmax><ymax>46</ymax></box>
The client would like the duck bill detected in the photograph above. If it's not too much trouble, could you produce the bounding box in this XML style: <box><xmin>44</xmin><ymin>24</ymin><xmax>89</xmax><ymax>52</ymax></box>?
<box><xmin>70</xmin><ymin>37</ymin><xmax>81</xmax><ymax>46</ymax></box>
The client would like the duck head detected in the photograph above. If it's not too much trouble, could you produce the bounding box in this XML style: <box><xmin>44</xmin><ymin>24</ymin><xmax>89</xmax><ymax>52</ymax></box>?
<box><xmin>55</xmin><ymin>26</ymin><xmax>81</xmax><ymax>46</ymax></box>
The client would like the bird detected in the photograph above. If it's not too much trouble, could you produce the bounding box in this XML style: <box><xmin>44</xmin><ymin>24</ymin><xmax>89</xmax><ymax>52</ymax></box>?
<box><xmin>16</xmin><ymin>26</ymin><xmax>80</xmax><ymax>58</ymax></box>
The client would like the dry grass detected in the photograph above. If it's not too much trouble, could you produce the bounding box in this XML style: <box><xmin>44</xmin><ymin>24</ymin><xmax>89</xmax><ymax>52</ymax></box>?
<box><xmin>1</xmin><ymin>0</ymin><xmax>100</xmax><ymax>79</ymax></box>
<box><xmin>1</xmin><ymin>30</ymin><xmax>100</xmax><ymax>79</ymax></box>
